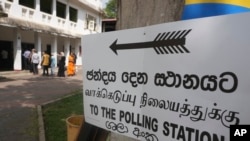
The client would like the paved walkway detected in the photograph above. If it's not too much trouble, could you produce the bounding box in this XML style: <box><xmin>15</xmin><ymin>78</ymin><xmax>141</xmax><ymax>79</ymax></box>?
<box><xmin>0</xmin><ymin>67</ymin><xmax>83</xmax><ymax>141</ymax></box>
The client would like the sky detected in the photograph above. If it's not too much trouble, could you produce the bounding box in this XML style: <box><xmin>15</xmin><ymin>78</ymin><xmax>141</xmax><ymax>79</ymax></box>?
<box><xmin>102</xmin><ymin>0</ymin><xmax>109</xmax><ymax>8</ymax></box>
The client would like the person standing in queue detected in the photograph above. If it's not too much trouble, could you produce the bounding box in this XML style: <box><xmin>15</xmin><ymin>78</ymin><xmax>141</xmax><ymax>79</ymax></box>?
<box><xmin>50</xmin><ymin>53</ymin><xmax>56</xmax><ymax>76</ymax></box>
<box><xmin>67</xmin><ymin>52</ymin><xmax>75</xmax><ymax>76</ymax></box>
<box><xmin>23</xmin><ymin>49</ymin><xmax>31</xmax><ymax>70</ymax></box>
<box><xmin>29</xmin><ymin>49</ymin><xmax>35</xmax><ymax>73</ymax></box>
<box><xmin>31</xmin><ymin>49</ymin><xmax>40</xmax><ymax>75</ymax></box>
<box><xmin>57</xmin><ymin>52</ymin><xmax>65</xmax><ymax>77</ymax></box>
<box><xmin>73</xmin><ymin>53</ymin><xmax>77</xmax><ymax>75</ymax></box>
<box><xmin>41</xmin><ymin>51</ymin><xmax>50</xmax><ymax>76</ymax></box>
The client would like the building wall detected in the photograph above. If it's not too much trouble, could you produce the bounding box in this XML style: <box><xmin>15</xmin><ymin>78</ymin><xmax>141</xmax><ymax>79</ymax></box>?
<box><xmin>0</xmin><ymin>0</ymin><xmax>103</xmax><ymax>71</ymax></box>
<box><xmin>21</xmin><ymin>30</ymin><xmax>35</xmax><ymax>43</ymax></box>
<box><xmin>0</xmin><ymin>26</ymin><xmax>13</xmax><ymax>40</ymax></box>
<box><xmin>1</xmin><ymin>0</ymin><xmax>103</xmax><ymax>34</ymax></box>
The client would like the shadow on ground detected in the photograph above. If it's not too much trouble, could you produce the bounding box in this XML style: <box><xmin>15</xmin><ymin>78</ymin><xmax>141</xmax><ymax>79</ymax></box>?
<box><xmin>0</xmin><ymin>75</ymin><xmax>83</xmax><ymax>141</ymax></box>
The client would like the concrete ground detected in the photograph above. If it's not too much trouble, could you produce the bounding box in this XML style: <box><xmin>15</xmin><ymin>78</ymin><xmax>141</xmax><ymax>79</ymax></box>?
<box><xmin>0</xmin><ymin>67</ymin><xmax>83</xmax><ymax>141</ymax></box>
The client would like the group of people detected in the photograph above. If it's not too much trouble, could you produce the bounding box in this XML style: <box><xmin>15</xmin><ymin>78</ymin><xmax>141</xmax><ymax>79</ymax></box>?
<box><xmin>22</xmin><ymin>49</ymin><xmax>77</xmax><ymax>77</ymax></box>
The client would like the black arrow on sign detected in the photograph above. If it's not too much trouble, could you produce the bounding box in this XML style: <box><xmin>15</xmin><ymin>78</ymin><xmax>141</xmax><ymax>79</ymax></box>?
<box><xmin>110</xmin><ymin>29</ymin><xmax>192</xmax><ymax>55</ymax></box>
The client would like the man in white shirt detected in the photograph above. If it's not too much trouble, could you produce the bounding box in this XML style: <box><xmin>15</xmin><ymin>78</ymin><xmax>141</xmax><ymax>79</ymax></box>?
<box><xmin>31</xmin><ymin>49</ymin><xmax>40</xmax><ymax>75</ymax></box>
<box><xmin>23</xmin><ymin>49</ymin><xmax>31</xmax><ymax>70</ymax></box>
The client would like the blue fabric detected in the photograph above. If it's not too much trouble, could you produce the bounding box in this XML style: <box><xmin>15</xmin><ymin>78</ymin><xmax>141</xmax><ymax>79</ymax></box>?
<box><xmin>182</xmin><ymin>3</ymin><xmax>250</xmax><ymax>20</ymax></box>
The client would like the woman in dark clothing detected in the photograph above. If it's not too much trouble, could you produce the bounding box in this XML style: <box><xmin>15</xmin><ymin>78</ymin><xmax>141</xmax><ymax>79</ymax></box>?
<box><xmin>57</xmin><ymin>52</ymin><xmax>66</xmax><ymax>77</ymax></box>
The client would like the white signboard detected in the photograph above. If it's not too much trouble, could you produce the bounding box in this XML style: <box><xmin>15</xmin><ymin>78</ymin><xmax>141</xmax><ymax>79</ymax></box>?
<box><xmin>82</xmin><ymin>13</ymin><xmax>250</xmax><ymax>141</ymax></box>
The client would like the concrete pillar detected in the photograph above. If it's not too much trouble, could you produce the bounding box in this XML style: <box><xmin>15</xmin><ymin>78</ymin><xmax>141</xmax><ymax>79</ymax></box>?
<box><xmin>34</xmin><ymin>0</ymin><xmax>40</xmax><ymax>21</ymax></box>
<box><xmin>65</xmin><ymin>1</ymin><xmax>70</xmax><ymax>28</ymax></box>
<box><xmin>66</xmin><ymin>2</ymin><xmax>69</xmax><ymax>20</ymax></box>
<box><xmin>35</xmin><ymin>0</ymin><xmax>40</xmax><ymax>11</ymax></box>
<box><xmin>34</xmin><ymin>32</ymin><xmax>42</xmax><ymax>68</ymax></box>
<box><xmin>64</xmin><ymin>38</ymin><xmax>70</xmax><ymax>66</ymax></box>
<box><xmin>50</xmin><ymin>0</ymin><xmax>57</xmax><ymax>25</ymax></box>
<box><xmin>52</xmin><ymin>0</ymin><xmax>56</xmax><ymax>16</ymax></box>
<box><xmin>13</xmin><ymin>29</ymin><xmax>22</xmax><ymax>70</ymax></box>
<box><xmin>51</xmin><ymin>35</ymin><xmax>58</xmax><ymax>66</ymax></box>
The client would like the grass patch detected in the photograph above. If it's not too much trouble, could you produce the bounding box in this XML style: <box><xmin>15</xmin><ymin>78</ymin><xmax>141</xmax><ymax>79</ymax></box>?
<box><xmin>42</xmin><ymin>90</ymin><xmax>83</xmax><ymax>141</ymax></box>
<box><xmin>25</xmin><ymin>108</ymin><xmax>39</xmax><ymax>140</ymax></box>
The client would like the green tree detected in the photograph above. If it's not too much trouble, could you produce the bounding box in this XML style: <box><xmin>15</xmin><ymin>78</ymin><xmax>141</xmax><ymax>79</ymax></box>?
<box><xmin>104</xmin><ymin>0</ymin><xmax>117</xmax><ymax>18</ymax></box>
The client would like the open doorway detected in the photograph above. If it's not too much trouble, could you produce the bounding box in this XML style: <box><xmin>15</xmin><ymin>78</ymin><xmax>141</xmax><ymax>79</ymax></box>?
<box><xmin>0</xmin><ymin>41</ymin><xmax>13</xmax><ymax>71</ymax></box>
<box><xmin>46</xmin><ymin>44</ymin><xmax>51</xmax><ymax>56</ymax></box>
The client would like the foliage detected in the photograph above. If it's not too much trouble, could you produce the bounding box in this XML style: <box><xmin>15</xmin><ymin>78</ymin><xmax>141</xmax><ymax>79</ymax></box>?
<box><xmin>104</xmin><ymin>0</ymin><xmax>117</xmax><ymax>18</ymax></box>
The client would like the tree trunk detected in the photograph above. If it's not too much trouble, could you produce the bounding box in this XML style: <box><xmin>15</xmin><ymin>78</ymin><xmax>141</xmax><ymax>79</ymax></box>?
<box><xmin>116</xmin><ymin>0</ymin><xmax>185</xmax><ymax>30</ymax></box>
<box><xmin>111</xmin><ymin>0</ymin><xmax>185</xmax><ymax>140</ymax></box>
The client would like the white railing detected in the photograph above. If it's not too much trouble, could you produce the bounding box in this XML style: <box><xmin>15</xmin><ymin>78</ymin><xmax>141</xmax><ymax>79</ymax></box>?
<box><xmin>4</xmin><ymin>1</ymin><xmax>11</xmax><ymax>13</ymax></box>
<box><xmin>41</xmin><ymin>12</ymin><xmax>52</xmax><ymax>24</ymax></box>
<box><xmin>0</xmin><ymin>0</ymin><xmax>12</xmax><ymax>13</ymax></box>
<box><xmin>69</xmin><ymin>21</ymin><xmax>77</xmax><ymax>30</ymax></box>
<box><xmin>21</xmin><ymin>6</ymin><xmax>35</xmax><ymax>20</ymax></box>
<box><xmin>57</xmin><ymin>17</ymin><xmax>66</xmax><ymax>28</ymax></box>
<box><xmin>0</xmin><ymin>0</ymin><xmax>102</xmax><ymax>34</ymax></box>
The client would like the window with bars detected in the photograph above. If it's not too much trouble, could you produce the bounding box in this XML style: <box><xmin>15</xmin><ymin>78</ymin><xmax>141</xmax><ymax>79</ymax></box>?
<box><xmin>69</xmin><ymin>7</ymin><xmax>78</xmax><ymax>22</ymax></box>
<box><xmin>40</xmin><ymin>0</ymin><xmax>52</xmax><ymax>14</ymax></box>
<box><xmin>85</xmin><ymin>14</ymin><xmax>96</xmax><ymax>31</ymax></box>
<box><xmin>56</xmin><ymin>1</ymin><xmax>66</xmax><ymax>19</ymax></box>
<box><xmin>19</xmin><ymin>0</ymin><xmax>35</xmax><ymax>9</ymax></box>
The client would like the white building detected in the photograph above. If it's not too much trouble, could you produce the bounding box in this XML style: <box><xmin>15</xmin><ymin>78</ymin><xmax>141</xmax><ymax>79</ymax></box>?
<box><xmin>0</xmin><ymin>0</ymin><xmax>103</xmax><ymax>71</ymax></box>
